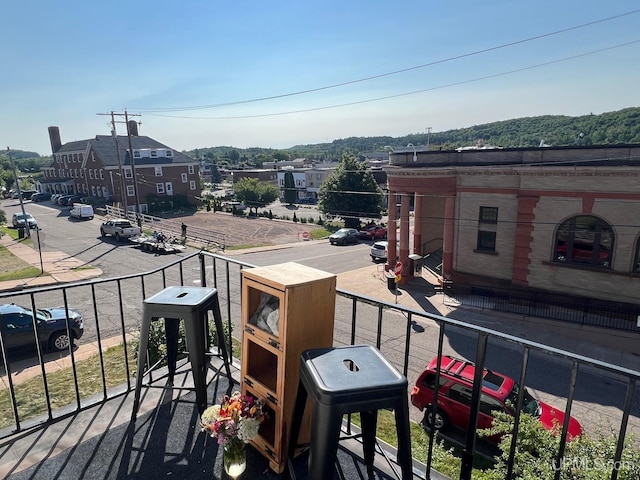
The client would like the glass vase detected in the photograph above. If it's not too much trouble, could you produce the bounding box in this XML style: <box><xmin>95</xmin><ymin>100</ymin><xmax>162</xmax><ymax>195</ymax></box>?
<box><xmin>223</xmin><ymin>438</ymin><xmax>246</xmax><ymax>478</ymax></box>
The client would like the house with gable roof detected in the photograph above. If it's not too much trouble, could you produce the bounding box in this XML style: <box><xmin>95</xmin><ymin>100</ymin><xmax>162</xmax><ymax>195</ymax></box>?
<box><xmin>39</xmin><ymin>123</ymin><xmax>200</xmax><ymax>213</ymax></box>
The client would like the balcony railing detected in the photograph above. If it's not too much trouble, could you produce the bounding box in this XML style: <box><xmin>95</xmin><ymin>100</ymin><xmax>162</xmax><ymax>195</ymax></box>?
<box><xmin>0</xmin><ymin>251</ymin><xmax>638</xmax><ymax>480</ymax></box>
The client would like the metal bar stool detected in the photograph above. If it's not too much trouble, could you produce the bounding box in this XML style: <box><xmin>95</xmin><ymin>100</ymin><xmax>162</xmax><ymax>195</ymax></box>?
<box><xmin>132</xmin><ymin>286</ymin><xmax>233</xmax><ymax>418</ymax></box>
<box><xmin>288</xmin><ymin>345</ymin><xmax>413</xmax><ymax>480</ymax></box>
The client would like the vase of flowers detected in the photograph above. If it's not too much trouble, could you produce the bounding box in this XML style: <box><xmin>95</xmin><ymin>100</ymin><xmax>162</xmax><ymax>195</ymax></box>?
<box><xmin>201</xmin><ymin>392</ymin><xmax>265</xmax><ymax>478</ymax></box>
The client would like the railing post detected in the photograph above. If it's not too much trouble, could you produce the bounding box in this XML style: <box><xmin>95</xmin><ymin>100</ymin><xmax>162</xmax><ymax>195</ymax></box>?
<box><xmin>460</xmin><ymin>333</ymin><xmax>488</xmax><ymax>480</ymax></box>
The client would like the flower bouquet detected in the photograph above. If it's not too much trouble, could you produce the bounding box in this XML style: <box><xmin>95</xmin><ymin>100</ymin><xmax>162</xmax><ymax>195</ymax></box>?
<box><xmin>201</xmin><ymin>392</ymin><xmax>265</xmax><ymax>477</ymax></box>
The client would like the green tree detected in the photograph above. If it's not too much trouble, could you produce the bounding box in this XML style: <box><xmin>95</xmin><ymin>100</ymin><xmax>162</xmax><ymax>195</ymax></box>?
<box><xmin>210</xmin><ymin>164</ymin><xmax>222</xmax><ymax>184</ymax></box>
<box><xmin>233</xmin><ymin>177</ymin><xmax>279</xmax><ymax>215</ymax></box>
<box><xmin>318</xmin><ymin>153</ymin><xmax>384</xmax><ymax>228</ymax></box>
<box><xmin>283</xmin><ymin>171</ymin><xmax>296</xmax><ymax>204</ymax></box>
<box><xmin>229</xmin><ymin>149</ymin><xmax>240</xmax><ymax>163</ymax></box>
<box><xmin>273</xmin><ymin>151</ymin><xmax>289</xmax><ymax>162</ymax></box>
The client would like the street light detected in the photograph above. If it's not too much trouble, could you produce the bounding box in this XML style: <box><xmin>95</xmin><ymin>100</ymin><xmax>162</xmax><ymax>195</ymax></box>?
<box><xmin>407</xmin><ymin>143</ymin><xmax>417</xmax><ymax>162</ymax></box>
<box><xmin>425</xmin><ymin>127</ymin><xmax>432</xmax><ymax>149</ymax></box>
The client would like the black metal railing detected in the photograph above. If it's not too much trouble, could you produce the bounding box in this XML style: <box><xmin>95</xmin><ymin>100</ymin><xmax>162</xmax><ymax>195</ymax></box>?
<box><xmin>450</xmin><ymin>283</ymin><xmax>640</xmax><ymax>333</ymax></box>
<box><xmin>0</xmin><ymin>251</ymin><xmax>638</xmax><ymax>480</ymax></box>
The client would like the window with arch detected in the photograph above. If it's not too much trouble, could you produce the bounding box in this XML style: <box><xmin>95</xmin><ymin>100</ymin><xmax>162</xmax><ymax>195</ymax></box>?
<box><xmin>554</xmin><ymin>215</ymin><xmax>613</xmax><ymax>268</ymax></box>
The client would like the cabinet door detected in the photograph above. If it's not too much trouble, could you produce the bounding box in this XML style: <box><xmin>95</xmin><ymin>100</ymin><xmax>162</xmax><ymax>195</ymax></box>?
<box><xmin>242</xmin><ymin>385</ymin><xmax>283</xmax><ymax>471</ymax></box>
<box><xmin>242</xmin><ymin>336</ymin><xmax>282</xmax><ymax>403</ymax></box>
<box><xmin>243</xmin><ymin>280</ymin><xmax>284</xmax><ymax>349</ymax></box>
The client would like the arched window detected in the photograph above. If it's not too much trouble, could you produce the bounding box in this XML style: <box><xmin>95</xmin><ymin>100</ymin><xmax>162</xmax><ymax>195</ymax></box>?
<box><xmin>554</xmin><ymin>215</ymin><xmax>613</xmax><ymax>268</ymax></box>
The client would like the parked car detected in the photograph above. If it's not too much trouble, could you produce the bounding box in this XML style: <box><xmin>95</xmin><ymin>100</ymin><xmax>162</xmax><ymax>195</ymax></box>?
<box><xmin>410</xmin><ymin>355</ymin><xmax>583</xmax><ymax>443</ymax></box>
<box><xmin>100</xmin><ymin>219</ymin><xmax>142</xmax><ymax>241</ymax></box>
<box><xmin>56</xmin><ymin>194</ymin><xmax>74</xmax><ymax>205</ymax></box>
<box><xmin>358</xmin><ymin>225</ymin><xmax>387</xmax><ymax>240</ymax></box>
<box><xmin>69</xmin><ymin>204</ymin><xmax>94</xmax><ymax>220</ymax></box>
<box><xmin>370</xmin><ymin>240</ymin><xmax>388</xmax><ymax>262</ymax></box>
<box><xmin>30</xmin><ymin>192</ymin><xmax>52</xmax><ymax>202</ymax></box>
<box><xmin>221</xmin><ymin>201</ymin><xmax>246</xmax><ymax>212</ymax></box>
<box><xmin>328</xmin><ymin>228</ymin><xmax>359</xmax><ymax>245</ymax></box>
<box><xmin>61</xmin><ymin>195</ymin><xmax>82</xmax><ymax>206</ymax></box>
<box><xmin>0</xmin><ymin>303</ymin><xmax>84</xmax><ymax>353</ymax></box>
<box><xmin>50</xmin><ymin>193</ymin><xmax>61</xmax><ymax>204</ymax></box>
<box><xmin>11</xmin><ymin>212</ymin><xmax>38</xmax><ymax>229</ymax></box>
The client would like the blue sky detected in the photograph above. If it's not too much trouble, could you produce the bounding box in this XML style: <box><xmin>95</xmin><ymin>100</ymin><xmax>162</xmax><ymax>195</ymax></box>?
<box><xmin>2</xmin><ymin>1</ymin><xmax>639</xmax><ymax>155</ymax></box>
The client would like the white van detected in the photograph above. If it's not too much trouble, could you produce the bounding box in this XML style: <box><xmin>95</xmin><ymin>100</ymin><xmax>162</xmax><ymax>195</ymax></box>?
<box><xmin>69</xmin><ymin>204</ymin><xmax>94</xmax><ymax>220</ymax></box>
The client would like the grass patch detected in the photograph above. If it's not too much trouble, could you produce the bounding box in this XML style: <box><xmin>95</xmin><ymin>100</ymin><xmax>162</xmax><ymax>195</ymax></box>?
<box><xmin>225</xmin><ymin>243</ymin><xmax>271</xmax><ymax>250</ymax></box>
<box><xmin>309</xmin><ymin>228</ymin><xmax>331</xmax><ymax>239</ymax></box>
<box><xmin>0</xmin><ymin>344</ymin><xmax>134</xmax><ymax>429</ymax></box>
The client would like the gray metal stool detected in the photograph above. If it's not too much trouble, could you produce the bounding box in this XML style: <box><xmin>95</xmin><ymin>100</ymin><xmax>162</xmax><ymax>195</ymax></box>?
<box><xmin>132</xmin><ymin>286</ymin><xmax>233</xmax><ymax>417</ymax></box>
<box><xmin>288</xmin><ymin>345</ymin><xmax>413</xmax><ymax>480</ymax></box>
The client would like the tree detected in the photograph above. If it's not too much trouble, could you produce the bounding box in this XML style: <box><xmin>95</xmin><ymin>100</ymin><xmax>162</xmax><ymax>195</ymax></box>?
<box><xmin>233</xmin><ymin>177</ymin><xmax>279</xmax><ymax>215</ymax></box>
<box><xmin>283</xmin><ymin>171</ymin><xmax>296</xmax><ymax>204</ymax></box>
<box><xmin>210</xmin><ymin>164</ymin><xmax>222</xmax><ymax>185</ymax></box>
<box><xmin>318</xmin><ymin>153</ymin><xmax>384</xmax><ymax>228</ymax></box>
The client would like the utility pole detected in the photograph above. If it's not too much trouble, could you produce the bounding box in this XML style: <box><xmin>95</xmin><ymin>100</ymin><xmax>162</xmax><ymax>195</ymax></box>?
<box><xmin>97</xmin><ymin>110</ymin><xmax>141</xmax><ymax>219</ymax></box>
<box><xmin>110</xmin><ymin>111</ymin><xmax>128</xmax><ymax>213</ymax></box>
<box><xmin>7</xmin><ymin>147</ymin><xmax>30</xmax><ymax>238</ymax></box>
<box><xmin>125</xmin><ymin>109</ymin><xmax>143</xmax><ymax>227</ymax></box>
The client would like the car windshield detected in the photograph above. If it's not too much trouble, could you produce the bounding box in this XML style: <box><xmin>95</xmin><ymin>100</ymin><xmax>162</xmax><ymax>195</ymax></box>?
<box><xmin>18</xmin><ymin>307</ymin><xmax>47</xmax><ymax>321</ymax></box>
<box><xmin>506</xmin><ymin>383</ymin><xmax>541</xmax><ymax>417</ymax></box>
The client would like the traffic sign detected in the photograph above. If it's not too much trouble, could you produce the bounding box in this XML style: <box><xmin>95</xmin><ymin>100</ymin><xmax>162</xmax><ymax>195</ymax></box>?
<box><xmin>302</xmin><ymin>231</ymin><xmax>309</xmax><ymax>240</ymax></box>
<box><xmin>394</xmin><ymin>261</ymin><xmax>403</xmax><ymax>275</ymax></box>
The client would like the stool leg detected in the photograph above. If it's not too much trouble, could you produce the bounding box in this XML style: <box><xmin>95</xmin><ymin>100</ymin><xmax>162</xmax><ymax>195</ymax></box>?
<box><xmin>394</xmin><ymin>397</ymin><xmax>413</xmax><ymax>480</ymax></box>
<box><xmin>164</xmin><ymin>317</ymin><xmax>180</xmax><ymax>382</ymax></box>
<box><xmin>133</xmin><ymin>313</ymin><xmax>153</xmax><ymax>419</ymax></box>
<box><xmin>210</xmin><ymin>297</ymin><xmax>233</xmax><ymax>381</ymax></box>
<box><xmin>184</xmin><ymin>315</ymin><xmax>208</xmax><ymax>413</ymax></box>
<box><xmin>288</xmin><ymin>380</ymin><xmax>307</xmax><ymax>461</ymax></box>
<box><xmin>360</xmin><ymin>410</ymin><xmax>378</xmax><ymax>478</ymax></box>
<box><xmin>308</xmin><ymin>404</ymin><xmax>342</xmax><ymax>480</ymax></box>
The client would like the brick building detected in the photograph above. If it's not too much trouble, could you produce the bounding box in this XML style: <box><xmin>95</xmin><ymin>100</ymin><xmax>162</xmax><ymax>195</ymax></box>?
<box><xmin>40</xmin><ymin>124</ymin><xmax>200</xmax><ymax>213</ymax></box>
<box><xmin>386</xmin><ymin>144</ymin><xmax>640</xmax><ymax>307</ymax></box>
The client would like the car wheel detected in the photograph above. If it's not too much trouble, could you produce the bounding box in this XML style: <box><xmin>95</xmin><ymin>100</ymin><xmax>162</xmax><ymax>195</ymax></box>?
<box><xmin>49</xmin><ymin>331</ymin><xmax>71</xmax><ymax>351</ymax></box>
<box><xmin>100</xmin><ymin>228</ymin><xmax>106</xmax><ymax>237</ymax></box>
<box><xmin>422</xmin><ymin>407</ymin><xmax>449</xmax><ymax>430</ymax></box>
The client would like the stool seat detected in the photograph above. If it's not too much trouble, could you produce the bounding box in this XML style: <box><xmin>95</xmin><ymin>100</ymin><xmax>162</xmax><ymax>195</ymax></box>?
<box><xmin>132</xmin><ymin>286</ymin><xmax>233</xmax><ymax>418</ymax></box>
<box><xmin>288</xmin><ymin>345</ymin><xmax>413</xmax><ymax>480</ymax></box>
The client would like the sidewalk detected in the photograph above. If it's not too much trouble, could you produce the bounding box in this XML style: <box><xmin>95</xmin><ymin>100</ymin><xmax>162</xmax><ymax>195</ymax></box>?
<box><xmin>0</xmin><ymin>234</ymin><xmax>103</xmax><ymax>292</ymax></box>
<box><xmin>337</xmin><ymin>264</ymin><xmax>640</xmax><ymax>371</ymax></box>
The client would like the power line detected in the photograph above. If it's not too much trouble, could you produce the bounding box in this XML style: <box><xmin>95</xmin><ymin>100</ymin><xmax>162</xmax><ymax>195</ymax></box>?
<box><xmin>143</xmin><ymin>39</ymin><xmax>640</xmax><ymax>121</ymax></box>
<box><xmin>132</xmin><ymin>9</ymin><xmax>640</xmax><ymax>114</ymax></box>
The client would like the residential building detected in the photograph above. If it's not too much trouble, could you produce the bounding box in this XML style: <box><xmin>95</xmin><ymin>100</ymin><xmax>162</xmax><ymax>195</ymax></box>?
<box><xmin>385</xmin><ymin>143</ymin><xmax>640</xmax><ymax>312</ymax></box>
<box><xmin>40</xmin><ymin>124</ymin><xmax>200</xmax><ymax>213</ymax></box>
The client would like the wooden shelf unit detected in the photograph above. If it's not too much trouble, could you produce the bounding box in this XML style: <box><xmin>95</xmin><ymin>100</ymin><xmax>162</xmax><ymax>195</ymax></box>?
<box><xmin>240</xmin><ymin>262</ymin><xmax>336</xmax><ymax>473</ymax></box>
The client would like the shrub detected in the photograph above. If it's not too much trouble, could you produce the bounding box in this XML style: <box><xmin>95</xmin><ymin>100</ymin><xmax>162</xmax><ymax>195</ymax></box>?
<box><xmin>132</xmin><ymin>317</ymin><xmax>233</xmax><ymax>369</ymax></box>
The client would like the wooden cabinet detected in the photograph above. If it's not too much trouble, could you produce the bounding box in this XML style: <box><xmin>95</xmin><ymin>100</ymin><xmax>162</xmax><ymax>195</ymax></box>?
<box><xmin>241</xmin><ymin>262</ymin><xmax>336</xmax><ymax>473</ymax></box>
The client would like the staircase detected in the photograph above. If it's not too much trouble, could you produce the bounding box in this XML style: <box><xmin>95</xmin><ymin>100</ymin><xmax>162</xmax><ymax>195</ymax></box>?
<box><xmin>422</xmin><ymin>248</ymin><xmax>443</xmax><ymax>277</ymax></box>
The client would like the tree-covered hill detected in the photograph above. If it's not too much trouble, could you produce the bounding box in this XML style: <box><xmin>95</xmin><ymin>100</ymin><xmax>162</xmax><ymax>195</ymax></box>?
<box><xmin>186</xmin><ymin>106</ymin><xmax>640</xmax><ymax>166</ymax></box>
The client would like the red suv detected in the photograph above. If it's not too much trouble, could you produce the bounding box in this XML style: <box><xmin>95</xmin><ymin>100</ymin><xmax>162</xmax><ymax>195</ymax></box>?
<box><xmin>410</xmin><ymin>356</ymin><xmax>583</xmax><ymax>442</ymax></box>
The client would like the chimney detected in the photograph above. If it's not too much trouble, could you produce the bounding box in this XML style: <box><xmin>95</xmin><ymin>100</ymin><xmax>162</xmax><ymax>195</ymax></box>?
<box><xmin>48</xmin><ymin>126</ymin><xmax>62</xmax><ymax>154</ymax></box>
<box><xmin>127</xmin><ymin>120</ymin><xmax>139</xmax><ymax>136</ymax></box>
